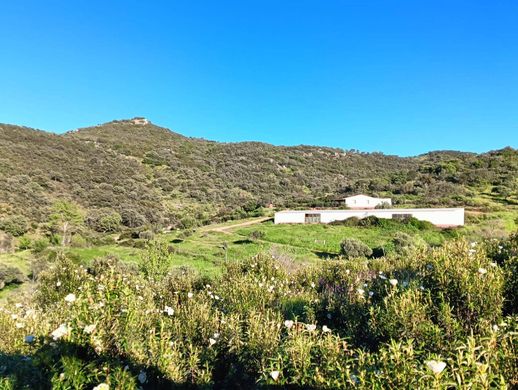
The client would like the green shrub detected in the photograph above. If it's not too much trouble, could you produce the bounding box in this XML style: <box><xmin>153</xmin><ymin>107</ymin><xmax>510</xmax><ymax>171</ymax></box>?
<box><xmin>85</xmin><ymin>209</ymin><xmax>122</xmax><ymax>233</ymax></box>
<box><xmin>17</xmin><ymin>236</ymin><xmax>32</xmax><ymax>250</ymax></box>
<box><xmin>0</xmin><ymin>265</ymin><xmax>25</xmax><ymax>289</ymax></box>
<box><xmin>32</xmin><ymin>238</ymin><xmax>49</xmax><ymax>253</ymax></box>
<box><xmin>340</xmin><ymin>238</ymin><xmax>373</xmax><ymax>259</ymax></box>
<box><xmin>0</xmin><ymin>215</ymin><xmax>29</xmax><ymax>237</ymax></box>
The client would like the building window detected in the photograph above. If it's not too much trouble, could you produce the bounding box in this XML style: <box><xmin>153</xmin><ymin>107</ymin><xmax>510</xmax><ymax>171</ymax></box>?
<box><xmin>305</xmin><ymin>213</ymin><xmax>321</xmax><ymax>224</ymax></box>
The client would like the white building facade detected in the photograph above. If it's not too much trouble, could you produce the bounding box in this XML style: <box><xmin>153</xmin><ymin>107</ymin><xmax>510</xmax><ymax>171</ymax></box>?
<box><xmin>344</xmin><ymin>194</ymin><xmax>392</xmax><ymax>209</ymax></box>
<box><xmin>274</xmin><ymin>208</ymin><xmax>464</xmax><ymax>227</ymax></box>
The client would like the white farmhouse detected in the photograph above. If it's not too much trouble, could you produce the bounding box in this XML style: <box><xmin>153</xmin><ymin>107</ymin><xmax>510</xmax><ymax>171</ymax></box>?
<box><xmin>344</xmin><ymin>194</ymin><xmax>392</xmax><ymax>209</ymax></box>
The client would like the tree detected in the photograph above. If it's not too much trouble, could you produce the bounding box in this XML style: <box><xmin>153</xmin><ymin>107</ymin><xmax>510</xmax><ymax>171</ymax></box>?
<box><xmin>49</xmin><ymin>200</ymin><xmax>84</xmax><ymax>247</ymax></box>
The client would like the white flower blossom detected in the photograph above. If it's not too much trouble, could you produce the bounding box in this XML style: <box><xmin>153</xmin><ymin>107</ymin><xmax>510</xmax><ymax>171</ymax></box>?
<box><xmin>51</xmin><ymin>324</ymin><xmax>70</xmax><ymax>340</ymax></box>
<box><xmin>56</xmin><ymin>281</ymin><xmax>62</xmax><ymax>287</ymax></box>
<box><xmin>284</xmin><ymin>320</ymin><xmax>294</xmax><ymax>329</ymax></box>
<box><xmin>187</xmin><ymin>292</ymin><xmax>194</xmax><ymax>299</ymax></box>
<box><xmin>389</xmin><ymin>279</ymin><xmax>398</xmax><ymax>287</ymax></box>
<box><xmin>310</xmin><ymin>282</ymin><xmax>316</xmax><ymax>288</ymax></box>
<box><xmin>425</xmin><ymin>360</ymin><xmax>447</xmax><ymax>375</ymax></box>
<box><xmin>305</xmin><ymin>324</ymin><xmax>317</xmax><ymax>332</ymax></box>
<box><xmin>164</xmin><ymin>306</ymin><xmax>175</xmax><ymax>316</ymax></box>
<box><xmin>84</xmin><ymin>324</ymin><xmax>96</xmax><ymax>334</ymax></box>
<box><xmin>93</xmin><ymin>384</ymin><xmax>109</xmax><ymax>390</ymax></box>
<box><xmin>478</xmin><ymin>268</ymin><xmax>487</xmax><ymax>275</ymax></box>
<box><xmin>270</xmin><ymin>370</ymin><xmax>280</xmax><ymax>381</ymax></box>
<box><xmin>322</xmin><ymin>325</ymin><xmax>331</xmax><ymax>333</ymax></box>
<box><xmin>209</xmin><ymin>338</ymin><xmax>217</xmax><ymax>346</ymax></box>
<box><xmin>64</xmin><ymin>293</ymin><xmax>76</xmax><ymax>303</ymax></box>
<box><xmin>357</xmin><ymin>288</ymin><xmax>365</xmax><ymax>295</ymax></box>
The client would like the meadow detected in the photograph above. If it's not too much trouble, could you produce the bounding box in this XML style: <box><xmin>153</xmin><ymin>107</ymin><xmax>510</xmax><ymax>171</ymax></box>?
<box><xmin>0</xmin><ymin>211</ymin><xmax>517</xmax><ymax>388</ymax></box>
<box><xmin>0</xmin><ymin>234</ymin><xmax>517</xmax><ymax>388</ymax></box>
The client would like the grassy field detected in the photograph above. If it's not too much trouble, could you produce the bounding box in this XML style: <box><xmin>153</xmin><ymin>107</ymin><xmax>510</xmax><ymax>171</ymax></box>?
<box><xmin>2</xmin><ymin>210</ymin><xmax>517</xmax><ymax>301</ymax></box>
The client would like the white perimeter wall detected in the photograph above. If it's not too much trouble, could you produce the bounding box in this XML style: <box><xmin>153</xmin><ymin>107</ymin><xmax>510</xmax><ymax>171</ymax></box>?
<box><xmin>274</xmin><ymin>208</ymin><xmax>464</xmax><ymax>227</ymax></box>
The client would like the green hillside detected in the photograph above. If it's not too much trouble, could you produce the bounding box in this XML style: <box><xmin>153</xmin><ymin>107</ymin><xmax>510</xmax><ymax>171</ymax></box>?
<box><xmin>1</xmin><ymin>118</ymin><xmax>517</xmax><ymax>233</ymax></box>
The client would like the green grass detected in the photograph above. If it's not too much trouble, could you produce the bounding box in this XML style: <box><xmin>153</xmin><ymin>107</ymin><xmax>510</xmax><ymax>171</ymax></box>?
<box><xmin>65</xmin><ymin>245</ymin><xmax>143</xmax><ymax>264</ymax></box>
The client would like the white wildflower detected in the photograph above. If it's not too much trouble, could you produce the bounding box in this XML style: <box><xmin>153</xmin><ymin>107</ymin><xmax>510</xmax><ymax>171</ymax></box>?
<box><xmin>15</xmin><ymin>303</ymin><xmax>23</xmax><ymax>308</ymax></box>
<box><xmin>213</xmin><ymin>332</ymin><xmax>220</xmax><ymax>339</ymax></box>
<box><xmin>478</xmin><ymin>268</ymin><xmax>487</xmax><ymax>275</ymax></box>
<box><xmin>425</xmin><ymin>360</ymin><xmax>447</xmax><ymax>375</ymax></box>
<box><xmin>284</xmin><ymin>320</ymin><xmax>294</xmax><ymax>329</ymax></box>
<box><xmin>270</xmin><ymin>370</ymin><xmax>280</xmax><ymax>381</ymax></box>
<box><xmin>306</xmin><ymin>324</ymin><xmax>317</xmax><ymax>332</ymax></box>
<box><xmin>51</xmin><ymin>323</ymin><xmax>69</xmax><ymax>340</ymax></box>
<box><xmin>389</xmin><ymin>279</ymin><xmax>398</xmax><ymax>287</ymax></box>
<box><xmin>164</xmin><ymin>306</ymin><xmax>175</xmax><ymax>316</ymax></box>
<box><xmin>56</xmin><ymin>281</ymin><xmax>61</xmax><ymax>287</ymax></box>
<box><xmin>187</xmin><ymin>292</ymin><xmax>194</xmax><ymax>299</ymax></box>
<box><xmin>490</xmin><ymin>262</ymin><xmax>497</xmax><ymax>267</ymax></box>
<box><xmin>64</xmin><ymin>293</ymin><xmax>76</xmax><ymax>303</ymax></box>
<box><xmin>84</xmin><ymin>324</ymin><xmax>96</xmax><ymax>334</ymax></box>
<box><xmin>209</xmin><ymin>338</ymin><xmax>217</xmax><ymax>346</ymax></box>
<box><xmin>322</xmin><ymin>325</ymin><xmax>331</xmax><ymax>333</ymax></box>
<box><xmin>310</xmin><ymin>282</ymin><xmax>316</xmax><ymax>288</ymax></box>
<box><xmin>492</xmin><ymin>324</ymin><xmax>499</xmax><ymax>332</ymax></box>
<box><xmin>93</xmin><ymin>384</ymin><xmax>109</xmax><ymax>390</ymax></box>
<box><xmin>357</xmin><ymin>288</ymin><xmax>365</xmax><ymax>295</ymax></box>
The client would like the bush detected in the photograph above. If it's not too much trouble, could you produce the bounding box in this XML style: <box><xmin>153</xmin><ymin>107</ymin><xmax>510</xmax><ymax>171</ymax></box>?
<box><xmin>0</xmin><ymin>215</ymin><xmax>29</xmax><ymax>237</ymax></box>
<box><xmin>0</xmin><ymin>265</ymin><xmax>26</xmax><ymax>290</ymax></box>
<box><xmin>32</xmin><ymin>238</ymin><xmax>49</xmax><ymax>253</ymax></box>
<box><xmin>249</xmin><ymin>230</ymin><xmax>265</xmax><ymax>240</ymax></box>
<box><xmin>392</xmin><ymin>232</ymin><xmax>415</xmax><ymax>254</ymax></box>
<box><xmin>17</xmin><ymin>236</ymin><xmax>32</xmax><ymax>250</ymax></box>
<box><xmin>340</xmin><ymin>238</ymin><xmax>373</xmax><ymax>259</ymax></box>
<box><xmin>85</xmin><ymin>209</ymin><xmax>122</xmax><ymax>233</ymax></box>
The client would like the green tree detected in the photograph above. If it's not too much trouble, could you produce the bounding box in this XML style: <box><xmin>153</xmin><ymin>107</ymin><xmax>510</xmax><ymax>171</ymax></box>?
<box><xmin>49</xmin><ymin>200</ymin><xmax>84</xmax><ymax>247</ymax></box>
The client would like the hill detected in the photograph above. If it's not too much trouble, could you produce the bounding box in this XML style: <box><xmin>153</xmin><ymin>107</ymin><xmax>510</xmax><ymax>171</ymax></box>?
<box><xmin>0</xmin><ymin>118</ymin><xmax>517</xmax><ymax>231</ymax></box>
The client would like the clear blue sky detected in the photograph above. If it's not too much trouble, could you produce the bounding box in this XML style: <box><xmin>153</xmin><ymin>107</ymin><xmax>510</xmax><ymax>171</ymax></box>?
<box><xmin>1</xmin><ymin>1</ymin><xmax>517</xmax><ymax>156</ymax></box>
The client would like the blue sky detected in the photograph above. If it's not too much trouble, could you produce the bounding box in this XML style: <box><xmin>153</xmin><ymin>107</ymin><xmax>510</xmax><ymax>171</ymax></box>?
<box><xmin>1</xmin><ymin>1</ymin><xmax>517</xmax><ymax>156</ymax></box>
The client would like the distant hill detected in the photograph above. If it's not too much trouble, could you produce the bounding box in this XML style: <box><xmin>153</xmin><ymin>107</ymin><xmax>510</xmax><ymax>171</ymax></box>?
<box><xmin>1</xmin><ymin>118</ymin><xmax>516</xmax><ymax>230</ymax></box>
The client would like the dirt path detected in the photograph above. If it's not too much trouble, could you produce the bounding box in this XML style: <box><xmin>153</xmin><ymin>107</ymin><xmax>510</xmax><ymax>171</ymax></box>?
<box><xmin>205</xmin><ymin>217</ymin><xmax>272</xmax><ymax>234</ymax></box>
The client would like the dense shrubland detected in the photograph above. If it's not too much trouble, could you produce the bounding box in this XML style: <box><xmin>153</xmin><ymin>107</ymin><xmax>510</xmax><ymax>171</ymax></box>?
<box><xmin>1</xmin><ymin>121</ymin><xmax>517</xmax><ymax>234</ymax></box>
<box><xmin>1</xmin><ymin>236</ymin><xmax>517</xmax><ymax>389</ymax></box>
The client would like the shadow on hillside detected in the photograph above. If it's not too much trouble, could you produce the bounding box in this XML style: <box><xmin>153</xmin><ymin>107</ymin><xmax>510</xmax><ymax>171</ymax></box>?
<box><xmin>0</xmin><ymin>341</ymin><xmax>320</xmax><ymax>389</ymax></box>
<box><xmin>313</xmin><ymin>251</ymin><xmax>340</xmax><ymax>260</ymax></box>
<box><xmin>233</xmin><ymin>239</ymin><xmax>254</xmax><ymax>245</ymax></box>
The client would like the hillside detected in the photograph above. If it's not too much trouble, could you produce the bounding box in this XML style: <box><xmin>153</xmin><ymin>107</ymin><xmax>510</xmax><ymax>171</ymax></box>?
<box><xmin>1</xmin><ymin>118</ymin><xmax>517</xmax><ymax>230</ymax></box>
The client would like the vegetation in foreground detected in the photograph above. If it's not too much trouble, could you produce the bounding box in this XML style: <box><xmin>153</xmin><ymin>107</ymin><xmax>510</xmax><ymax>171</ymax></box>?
<box><xmin>0</xmin><ymin>234</ymin><xmax>517</xmax><ymax>389</ymax></box>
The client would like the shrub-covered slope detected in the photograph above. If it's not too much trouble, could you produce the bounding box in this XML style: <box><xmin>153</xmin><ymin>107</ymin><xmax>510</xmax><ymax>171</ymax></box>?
<box><xmin>1</xmin><ymin>119</ymin><xmax>517</xmax><ymax>229</ymax></box>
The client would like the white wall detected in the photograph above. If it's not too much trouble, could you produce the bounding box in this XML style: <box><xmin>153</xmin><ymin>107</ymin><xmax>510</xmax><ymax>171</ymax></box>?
<box><xmin>345</xmin><ymin>196</ymin><xmax>392</xmax><ymax>209</ymax></box>
<box><xmin>275</xmin><ymin>208</ymin><xmax>464</xmax><ymax>227</ymax></box>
